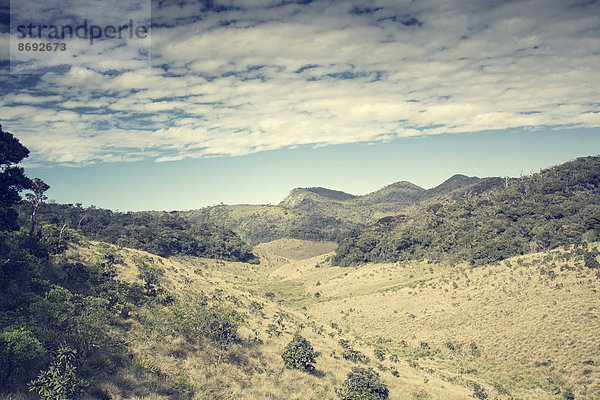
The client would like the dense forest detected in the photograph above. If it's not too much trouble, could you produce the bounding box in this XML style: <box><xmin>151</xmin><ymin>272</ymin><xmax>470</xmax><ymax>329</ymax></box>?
<box><xmin>24</xmin><ymin>204</ymin><xmax>258</xmax><ymax>263</ymax></box>
<box><xmin>333</xmin><ymin>156</ymin><xmax>600</xmax><ymax>266</ymax></box>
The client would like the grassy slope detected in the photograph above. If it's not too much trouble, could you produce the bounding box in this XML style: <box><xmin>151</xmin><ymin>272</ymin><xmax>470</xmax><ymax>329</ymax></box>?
<box><xmin>65</xmin><ymin>239</ymin><xmax>472</xmax><ymax>400</ymax></box>
<box><xmin>254</xmin><ymin>240</ymin><xmax>600</xmax><ymax>400</ymax></box>
<box><xmin>64</xmin><ymin>238</ymin><xmax>600</xmax><ymax>399</ymax></box>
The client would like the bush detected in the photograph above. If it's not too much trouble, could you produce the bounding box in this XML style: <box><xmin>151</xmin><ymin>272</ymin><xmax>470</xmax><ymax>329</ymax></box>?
<box><xmin>28</xmin><ymin>346</ymin><xmax>89</xmax><ymax>400</ymax></box>
<box><xmin>0</xmin><ymin>327</ymin><xmax>47</xmax><ymax>387</ymax></box>
<box><xmin>563</xmin><ymin>388</ymin><xmax>575</xmax><ymax>400</ymax></box>
<box><xmin>584</xmin><ymin>251</ymin><xmax>600</xmax><ymax>269</ymax></box>
<box><xmin>342</xmin><ymin>347</ymin><xmax>370</xmax><ymax>364</ymax></box>
<box><xmin>336</xmin><ymin>367</ymin><xmax>389</xmax><ymax>400</ymax></box>
<box><xmin>472</xmin><ymin>383</ymin><xmax>488</xmax><ymax>399</ymax></box>
<box><xmin>281</xmin><ymin>333</ymin><xmax>319</xmax><ymax>372</ymax></box>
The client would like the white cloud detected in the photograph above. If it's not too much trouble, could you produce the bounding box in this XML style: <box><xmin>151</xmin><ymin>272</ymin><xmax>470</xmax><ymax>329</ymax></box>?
<box><xmin>2</xmin><ymin>0</ymin><xmax>600</xmax><ymax>166</ymax></box>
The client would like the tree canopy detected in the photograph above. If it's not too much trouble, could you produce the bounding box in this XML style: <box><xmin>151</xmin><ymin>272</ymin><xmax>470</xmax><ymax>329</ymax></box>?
<box><xmin>0</xmin><ymin>124</ymin><xmax>32</xmax><ymax>231</ymax></box>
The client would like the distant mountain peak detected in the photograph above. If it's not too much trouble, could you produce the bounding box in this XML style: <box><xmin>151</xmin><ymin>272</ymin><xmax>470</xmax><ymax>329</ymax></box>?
<box><xmin>387</xmin><ymin>180</ymin><xmax>426</xmax><ymax>190</ymax></box>
<box><xmin>429</xmin><ymin>174</ymin><xmax>481</xmax><ymax>191</ymax></box>
<box><xmin>303</xmin><ymin>187</ymin><xmax>357</xmax><ymax>201</ymax></box>
<box><xmin>279</xmin><ymin>186</ymin><xmax>356</xmax><ymax>208</ymax></box>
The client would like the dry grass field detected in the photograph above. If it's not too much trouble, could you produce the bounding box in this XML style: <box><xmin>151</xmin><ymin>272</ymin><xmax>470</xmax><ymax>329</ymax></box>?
<box><xmin>66</xmin><ymin>238</ymin><xmax>600</xmax><ymax>399</ymax></box>
<box><xmin>258</xmin><ymin>241</ymin><xmax>600</xmax><ymax>400</ymax></box>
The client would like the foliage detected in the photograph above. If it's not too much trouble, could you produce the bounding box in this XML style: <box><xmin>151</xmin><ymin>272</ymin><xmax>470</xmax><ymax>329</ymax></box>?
<box><xmin>584</xmin><ymin>250</ymin><xmax>600</xmax><ymax>269</ymax></box>
<box><xmin>135</xmin><ymin>258</ymin><xmax>164</xmax><ymax>296</ymax></box>
<box><xmin>342</xmin><ymin>347</ymin><xmax>370</xmax><ymax>364</ymax></box>
<box><xmin>0</xmin><ymin>327</ymin><xmax>46</xmax><ymax>386</ymax></box>
<box><xmin>374</xmin><ymin>348</ymin><xmax>386</xmax><ymax>361</ymax></box>
<box><xmin>333</xmin><ymin>156</ymin><xmax>600</xmax><ymax>267</ymax></box>
<box><xmin>0</xmin><ymin>124</ymin><xmax>32</xmax><ymax>231</ymax></box>
<box><xmin>563</xmin><ymin>388</ymin><xmax>575</xmax><ymax>400</ymax></box>
<box><xmin>28</xmin><ymin>346</ymin><xmax>89</xmax><ymax>400</ymax></box>
<box><xmin>281</xmin><ymin>332</ymin><xmax>319</xmax><ymax>372</ymax></box>
<box><xmin>172</xmin><ymin>293</ymin><xmax>242</xmax><ymax>346</ymax></box>
<box><xmin>25</xmin><ymin>177</ymin><xmax>50</xmax><ymax>229</ymax></box>
<box><xmin>336</xmin><ymin>367</ymin><xmax>389</xmax><ymax>400</ymax></box>
<box><xmin>471</xmin><ymin>383</ymin><xmax>487</xmax><ymax>399</ymax></box>
<box><xmin>27</xmin><ymin>203</ymin><xmax>258</xmax><ymax>263</ymax></box>
<box><xmin>0</xmin><ymin>127</ymin><xmax>161</xmax><ymax>396</ymax></box>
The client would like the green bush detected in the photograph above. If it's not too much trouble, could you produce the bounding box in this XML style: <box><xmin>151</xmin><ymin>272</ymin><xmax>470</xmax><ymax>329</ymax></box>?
<box><xmin>28</xmin><ymin>346</ymin><xmax>89</xmax><ymax>400</ymax></box>
<box><xmin>584</xmin><ymin>251</ymin><xmax>600</xmax><ymax>269</ymax></box>
<box><xmin>175</xmin><ymin>295</ymin><xmax>242</xmax><ymax>348</ymax></box>
<box><xmin>281</xmin><ymin>333</ymin><xmax>319</xmax><ymax>372</ymax></box>
<box><xmin>563</xmin><ymin>388</ymin><xmax>575</xmax><ymax>400</ymax></box>
<box><xmin>374</xmin><ymin>348</ymin><xmax>386</xmax><ymax>361</ymax></box>
<box><xmin>342</xmin><ymin>347</ymin><xmax>370</xmax><ymax>364</ymax></box>
<box><xmin>336</xmin><ymin>367</ymin><xmax>389</xmax><ymax>400</ymax></box>
<box><xmin>472</xmin><ymin>383</ymin><xmax>487</xmax><ymax>399</ymax></box>
<box><xmin>0</xmin><ymin>327</ymin><xmax>47</xmax><ymax>386</ymax></box>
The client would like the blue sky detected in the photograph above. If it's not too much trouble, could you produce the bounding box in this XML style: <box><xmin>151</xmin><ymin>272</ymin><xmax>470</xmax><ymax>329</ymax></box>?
<box><xmin>2</xmin><ymin>0</ymin><xmax>600</xmax><ymax>210</ymax></box>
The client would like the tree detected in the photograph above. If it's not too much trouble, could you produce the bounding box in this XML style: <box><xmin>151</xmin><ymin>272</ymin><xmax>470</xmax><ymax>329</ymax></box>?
<box><xmin>281</xmin><ymin>332</ymin><xmax>319</xmax><ymax>372</ymax></box>
<box><xmin>0</xmin><ymin>124</ymin><xmax>32</xmax><ymax>231</ymax></box>
<box><xmin>26</xmin><ymin>177</ymin><xmax>50</xmax><ymax>230</ymax></box>
<box><xmin>336</xmin><ymin>367</ymin><xmax>389</xmax><ymax>400</ymax></box>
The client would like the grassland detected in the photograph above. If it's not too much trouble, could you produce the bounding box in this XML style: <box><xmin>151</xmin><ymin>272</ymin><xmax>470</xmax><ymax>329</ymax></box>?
<box><xmin>56</xmin><ymin>238</ymin><xmax>478</xmax><ymax>400</ymax></box>
<box><xmin>251</xmin><ymin>239</ymin><xmax>600</xmax><ymax>399</ymax></box>
<box><xmin>23</xmin><ymin>229</ymin><xmax>592</xmax><ymax>400</ymax></box>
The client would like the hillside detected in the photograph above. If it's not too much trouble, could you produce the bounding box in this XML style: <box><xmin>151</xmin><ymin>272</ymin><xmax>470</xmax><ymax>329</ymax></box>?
<box><xmin>26</xmin><ymin>203</ymin><xmax>258</xmax><ymax>263</ymax></box>
<box><xmin>334</xmin><ymin>156</ymin><xmax>600</xmax><ymax>267</ymax></box>
<box><xmin>182</xmin><ymin>172</ymin><xmax>503</xmax><ymax>246</ymax></box>
<box><xmin>3</xmin><ymin>126</ymin><xmax>600</xmax><ymax>400</ymax></box>
<box><xmin>0</xmin><ymin>230</ymin><xmax>479</xmax><ymax>399</ymax></box>
<box><xmin>263</xmin><ymin>239</ymin><xmax>600</xmax><ymax>400</ymax></box>
<box><xmin>354</xmin><ymin>181</ymin><xmax>425</xmax><ymax>206</ymax></box>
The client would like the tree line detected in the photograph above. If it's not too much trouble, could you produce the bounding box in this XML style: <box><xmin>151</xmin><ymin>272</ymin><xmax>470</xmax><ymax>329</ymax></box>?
<box><xmin>333</xmin><ymin>156</ymin><xmax>600</xmax><ymax>266</ymax></box>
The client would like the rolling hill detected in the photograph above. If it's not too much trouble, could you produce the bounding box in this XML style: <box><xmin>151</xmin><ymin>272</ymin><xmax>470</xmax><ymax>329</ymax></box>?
<box><xmin>333</xmin><ymin>156</ymin><xmax>600</xmax><ymax>267</ymax></box>
<box><xmin>181</xmin><ymin>172</ymin><xmax>505</xmax><ymax>245</ymax></box>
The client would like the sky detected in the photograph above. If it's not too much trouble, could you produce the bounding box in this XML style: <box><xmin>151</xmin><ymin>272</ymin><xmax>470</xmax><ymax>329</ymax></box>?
<box><xmin>1</xmin><ymin>0</ymin><xmax>599</xmax><ymax>211</ymax></box>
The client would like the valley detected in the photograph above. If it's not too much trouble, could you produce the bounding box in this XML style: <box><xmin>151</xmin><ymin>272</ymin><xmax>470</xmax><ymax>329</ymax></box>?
<box><xmin>61</xmin><ymin>236</ymin><xmax>600</xmax><ymax>399</ymax></box>
<box><xmin>2</xmin><ymin>128</ymin><xmax>599</xmax><ymax>400</ymax></box>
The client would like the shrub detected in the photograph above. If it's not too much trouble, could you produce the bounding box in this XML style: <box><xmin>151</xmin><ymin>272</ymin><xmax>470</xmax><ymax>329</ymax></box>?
<box><xmin>266</xmin><ymin>323</ymin><xmax>282</xmax><ymax>338</ymax></box>
<box><xmin>0</xmin><ymin>327</ymin><xmax>47</xmax><ymax>386</ymax></box>
<box><xmin>336</xmin><ymin>367</ymin><xmax>389</xmax><ymax>400</ymax></box>
<box><xmin>342</xmin><ymin>348</ymin><xmax>370</xmax><ymax>364</ymax></box>
<box><xmin>28</xmin><ymin>346</ymin><xmax>89</xmax><ymax>400</ymax></box>
<box><xmin>136</xmin><ymin>261</ymin><xmax>164</xmax><ymax>296</ymax></box>
<box><xmin>563</xmin><ymin>388</ymin><xmax>575</xmax><ymax>400</ymax></box>
<box><xmin>412</xmin><ymin>388</ymin><xmax>430</xmax><ymax>399</ymax></box>
<box><xmin>584</xmin><ymin>251</ymin><xmax>600</xmax><ymax>269</ymax></box>
<box><xmin>374</xmin><ymin>348</ymin><xmax>386</xmax><ymax>361</ymax></box>
<box><xmin>281</xmin><ymin>333</ymin><xmax>319</xmax><ymax>372</ymax></box>
<box><xmin>200</xmin><ymin>304</ymin><xmax>242</xmax><ymax>346</ymax></box>
<box><xmin>472</xmin><ymin>383</ymin><xmax>488</xmax><ymax>399</ymax></box>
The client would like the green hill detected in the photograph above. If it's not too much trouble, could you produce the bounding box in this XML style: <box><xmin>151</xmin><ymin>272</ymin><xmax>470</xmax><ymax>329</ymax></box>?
<box><xmin>181</xmin><ymin>172</ymin><xmax>501</xmax><ymax>246</ymax></box>
<box><xmin>333</xmin><ymin>156</ymin><xmax>600</xmax><ymax>267</ymax></box>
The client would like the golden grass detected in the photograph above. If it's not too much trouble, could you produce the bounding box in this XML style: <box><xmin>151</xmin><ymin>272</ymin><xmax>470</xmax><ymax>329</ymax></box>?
<box><xmin>69</xmin><ymin>239</ymin><xmax>600</xmax><ymax>399</ymax></box>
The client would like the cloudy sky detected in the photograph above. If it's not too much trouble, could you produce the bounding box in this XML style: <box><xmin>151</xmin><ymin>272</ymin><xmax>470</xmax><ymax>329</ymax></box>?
<box><xmin>1</xmin><ymin>0</ymin><xmax>600</xmax><ymax>210</ymax></box>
